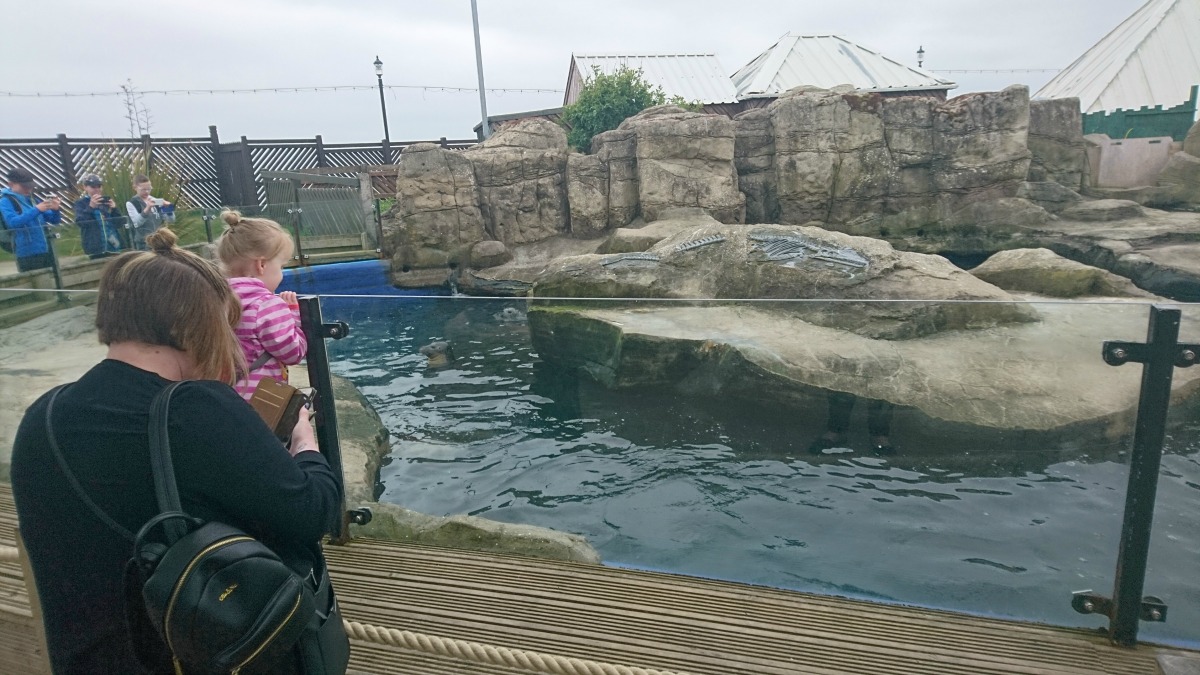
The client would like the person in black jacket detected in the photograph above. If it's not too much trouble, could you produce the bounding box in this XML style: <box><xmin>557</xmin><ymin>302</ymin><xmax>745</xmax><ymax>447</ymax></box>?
<box><xmin>11</xmin><ymin>228</ymin><xmax>342</xmax><ymax>674</ymax></box>
<box><xmin>72</xmin><ymin>173</ymin><xmax>124</xmax><ymax>258</ymax></box>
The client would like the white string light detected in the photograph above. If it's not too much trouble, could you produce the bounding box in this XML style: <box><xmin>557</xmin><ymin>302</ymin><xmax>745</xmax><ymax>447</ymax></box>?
<box><xmin>0</xmin><ymin>84</ymin><xmax>563</xmax><ymax>98</ymax></box>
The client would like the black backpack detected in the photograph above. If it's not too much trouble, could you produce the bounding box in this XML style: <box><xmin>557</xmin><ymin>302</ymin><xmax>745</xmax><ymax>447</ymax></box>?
<box><xmin>0</xmin><ymin>193</ymin><xmax>22</xmax><ymax>254</ymax></box>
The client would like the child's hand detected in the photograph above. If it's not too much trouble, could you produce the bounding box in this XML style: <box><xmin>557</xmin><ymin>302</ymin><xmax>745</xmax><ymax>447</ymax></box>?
<box><xmin>280</xmin><ymin>291</ymin><xmax>298</xmax><ymax>307</ymax></box>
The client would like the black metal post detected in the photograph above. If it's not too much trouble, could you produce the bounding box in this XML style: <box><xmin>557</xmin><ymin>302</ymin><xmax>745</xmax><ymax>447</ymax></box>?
<box><xmin>44</xmin><ymin>226</ymin><xmax>67</xmax><ymax>302</ymax></box>
<box><xmin>1108</xmin><ymin>306</ymin><xmax>1183</xmax><ymax>644</ymax></box>
<box><xmin>202</xmin><ymin>209</ymin><xmax>214</xmax><ymax>243</ymax></box>
<box><xmin>373</xmin><ymin>198</ymin><xmax>383</xmax><ymax>254</ymax></box>
<box><xmin>287</xmin><ymin>205</ymin><xmax>308</xmax><ymax>266</ymax></box>
<box><xmin>374</xmin><ymin>56</ymin><xmax>391</xmax><ymax>163</ymax></box>
<box><xmin>297</xmin><ymin>297</ymin><xmax>351</xmax><ymax>540</ymax></box>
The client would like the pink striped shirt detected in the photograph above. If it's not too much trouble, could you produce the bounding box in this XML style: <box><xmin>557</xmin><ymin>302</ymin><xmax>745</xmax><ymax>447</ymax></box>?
<box><xmin>230</xmin><ymin>277</ymin><xmax>307</xmax><ymax>400</ymax></box>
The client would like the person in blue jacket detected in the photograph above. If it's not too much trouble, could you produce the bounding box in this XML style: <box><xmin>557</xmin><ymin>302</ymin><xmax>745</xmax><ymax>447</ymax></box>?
<box><xmin>1</xmin><ymin>167</ymin><xmax>63</xmax><ymax>272</ymax></box>
<box><xmin>72</xmin><ymin>173</ymin><xmax>124</xmax><ymax>259</ymax></box>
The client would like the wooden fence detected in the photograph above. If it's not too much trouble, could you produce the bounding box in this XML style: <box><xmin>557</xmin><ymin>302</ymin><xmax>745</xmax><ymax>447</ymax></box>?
<box><xmin>0</xmin><ymin>129</ymin><xmax>477</xmax><ymax>213</ymax></box>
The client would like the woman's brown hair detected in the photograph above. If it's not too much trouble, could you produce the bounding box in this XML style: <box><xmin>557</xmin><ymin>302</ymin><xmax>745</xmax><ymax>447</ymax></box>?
<box><xmin>96</xmin><ymin>228</ymin><xmax>245</xmax><ymax>384</ymax></box>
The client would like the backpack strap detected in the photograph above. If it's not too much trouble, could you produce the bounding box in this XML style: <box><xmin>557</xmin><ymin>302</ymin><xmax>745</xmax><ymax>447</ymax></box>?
<box><xmin>44</xmin><ymin>385</ymin><xmax>136</xmax><ymax>543</ymax></box>
<box><xmin>0</xmin><ymin>193</ymin><xmax>22</xmax><ymax>228</ymax></box>
<box><xmin>248</xmin><ymin>350</ymin><xmax>274</xmax><ymax>372</ymax></box>
<box><xmin>148</xmin><ymin>382</ymin><xmax>188</xmax><ymax>543</ymax></box>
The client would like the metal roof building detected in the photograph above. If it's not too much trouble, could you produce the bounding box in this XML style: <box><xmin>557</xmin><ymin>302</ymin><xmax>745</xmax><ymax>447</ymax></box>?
<box><xmin>731</xmin><ymin>34</ymin><xmax>956</xmax><ymax>99</ymax></box>
<box><xmin>1035</xmin><ymin>0</ymin><xmax>1200</xmax><ymax>112</ymax></box>
<box><xmin>564</xmin><ymin>54</ymin><xmax>740</xmax><ymax>106</ymax></box>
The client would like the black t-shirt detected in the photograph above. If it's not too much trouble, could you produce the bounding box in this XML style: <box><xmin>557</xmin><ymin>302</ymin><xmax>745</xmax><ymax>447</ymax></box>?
<box><xmin>11</xmin><ymin>359</ymin><xmax>341</xmax><ymax>674</ymax></box>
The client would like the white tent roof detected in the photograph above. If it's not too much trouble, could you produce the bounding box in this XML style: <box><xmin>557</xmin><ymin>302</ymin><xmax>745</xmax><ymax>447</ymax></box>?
<box><xmin>731</xmin><ymin>34</ymin><xmax>956</xmax><ymax>98</ymax></box>
<box><xmin>1035</xmin><ymin>0</ymin><xmax>1200</xmax><ymax>112</ymax></box>
<box><xmin>568</xmin><ymin>54</ymin><xmax>739</xmax><ymax>105</ymax></box>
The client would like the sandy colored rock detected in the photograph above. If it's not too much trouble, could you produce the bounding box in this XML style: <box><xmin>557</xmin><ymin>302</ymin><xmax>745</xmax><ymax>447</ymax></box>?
<box><xmin>532</xmin><ymin>213</ymin><xmax>1036</xmax><ymax>340</ymax></box>
<box><xmin>470</xmin><ymin>119</ymin><xmax>570</xmax><ymax>246</ymax></box>
<box><xmin>382</xmin><ymin>144</ymin><xmax>486</xmax><ymax>279</ymax></box>
<box><xmin>566</xmin><ymin>152</ymin><xmax>608</xmax><ymax>237</ymax></box>
<box><xmin>528</xmin><ymin>301</ymin><xmax>1200</xmax><ymax>443</ymax></box>
<box><xmin>970</xmin><ymin>248</ymin><xmax>1154</xmax><ymax>298</ymax></box>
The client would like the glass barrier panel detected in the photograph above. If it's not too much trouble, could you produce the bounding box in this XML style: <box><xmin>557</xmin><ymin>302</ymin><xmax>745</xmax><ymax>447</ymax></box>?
<box><xmin>4</xmin><ymin>271</ymin><xmax>1199</xmax><ymax>649</ymax></box>
<box><xmin>299</xmin><ymin>283</ymin><xmax>1200</xmax><ymax>647</ymax></box>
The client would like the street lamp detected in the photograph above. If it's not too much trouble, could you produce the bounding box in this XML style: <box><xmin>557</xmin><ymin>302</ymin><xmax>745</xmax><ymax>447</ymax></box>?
<box><xmin>917</xmin><ymin>45</ymin><xmax>925</xmax><ymax>69</ymax></box>
<box><xmin>374</xmin><ymin>55</ymin><xmax>392</xmax><ymax>162</ymax></box>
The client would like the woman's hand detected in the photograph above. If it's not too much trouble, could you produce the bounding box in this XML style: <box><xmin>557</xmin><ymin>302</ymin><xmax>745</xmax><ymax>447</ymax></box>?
<box><xmin>289</xmin><ymin>406</ymin><xmax>318</xmax><ymax>457</ymax></box>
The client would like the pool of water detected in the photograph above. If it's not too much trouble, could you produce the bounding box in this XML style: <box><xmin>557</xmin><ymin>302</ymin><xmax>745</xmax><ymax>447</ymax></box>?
<box><xmin>286</xmin><ymin>266</ymin><xmax>1200</xmax><ymax>647</ymax></box>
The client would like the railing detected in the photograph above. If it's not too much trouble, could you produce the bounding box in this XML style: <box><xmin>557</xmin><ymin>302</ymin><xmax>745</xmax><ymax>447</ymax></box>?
<box><xmin>3</xmin><ymin>286</ymin><xmax>1199</xmax><ymax>649</ymax></box>
<box><xmin>0</xmin><ymin>129</ymin><xmax>477</xmax><ymax>214</ymax></box>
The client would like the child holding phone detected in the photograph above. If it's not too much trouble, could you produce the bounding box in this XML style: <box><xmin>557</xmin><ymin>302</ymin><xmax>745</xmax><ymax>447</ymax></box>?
<box><xmin>215</xmin><ymin>209</ymin><xmax>307</xmax><ymax>400</ymax></box>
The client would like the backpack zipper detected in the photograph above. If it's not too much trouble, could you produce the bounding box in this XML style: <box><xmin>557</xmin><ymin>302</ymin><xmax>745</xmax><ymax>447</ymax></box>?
<box><xmin>230</xmin><ymin>588</ymin><xmax>304</xmax><ymax>674</ymax></box>
<box><xmin>163</xmin><ymin>536</ymin><xmax>255</xmax><ymax>666</ymax></box>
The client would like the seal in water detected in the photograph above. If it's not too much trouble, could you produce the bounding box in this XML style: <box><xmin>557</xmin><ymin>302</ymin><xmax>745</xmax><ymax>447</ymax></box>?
<box><xmin>419</xmin><ymin>340</ymin><xmax>455</xmax><ymax>368</ymax></box>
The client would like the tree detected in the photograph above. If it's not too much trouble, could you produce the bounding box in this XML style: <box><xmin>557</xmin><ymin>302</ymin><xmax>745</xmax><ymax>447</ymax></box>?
<box><xmin>561</xmin><ymin>65</ymin><xmax>666</xmax><ymax>152</ymax></box>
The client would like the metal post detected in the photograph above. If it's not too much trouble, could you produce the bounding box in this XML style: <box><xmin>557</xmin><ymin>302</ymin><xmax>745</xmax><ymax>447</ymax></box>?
<box><xmin>287</xmin><ymin>205</ymin><xmax>308</xmax><ymax>266</ymax></box>
<box><xmin>1073</xmin><ymin>304</ymin><xmax>1198</xmax><ymax>645</ymax></box>
<box><xmin>202</xmin><ymin>209</ymin><xmax>214</xmax><ymax>243</ymax></box>
<box><xmin>470</xmin><ymin>0</ymin><xmax>491</xmax><ymax>139</ymax></box>
<box><xmin>297</xmin><ymin>297</ymin><xmax>353</xmax><ymax>540</ymax></box>
<box><xmin>374</xmin><ymin>56</ymin><xmax>391</xmax><ymax>162</ymax></box>
<box><xmin>1110</xmin><ymin>306</ymin><xmax>1180</xmax><ymax>644</ymax></box>
<box><xmin>44</xmin><ymin>226</ymin><xmax>66</xmax><ymax>300</ymax></box>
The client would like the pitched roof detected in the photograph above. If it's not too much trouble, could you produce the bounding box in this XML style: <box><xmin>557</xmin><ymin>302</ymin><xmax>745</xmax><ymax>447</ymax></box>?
<box><xmin>731</xmin><ymin>34</ymin><xmax>956</xmax><ymax>98</ymax></box>
<box><xmin>1035</xmin><ymin>0</ymin><xmax>1200</xmax><ymax>112</ymax></box>
<box><xmin>566</xmin><ymin>54</ymin><xmax>739</xmax><ymax>105</ymax></box>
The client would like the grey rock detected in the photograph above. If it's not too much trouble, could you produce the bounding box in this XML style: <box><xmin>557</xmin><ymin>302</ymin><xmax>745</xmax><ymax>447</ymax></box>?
<box><xmin>1017</xmin><ymin>181</ymin><xmax>1084</xmax><ymax>213</ymax></box>
<box><xmin>469</xmin><ymin>239</ymin><xmax>512</xmax><ymax>269</ymax></box>
<box><xmin>1027</xmin><ymin>98</ymin><xmax>1089</xmax><ymax>189</ymax></box>
<box><xmin>1152</xmin><ymin>151</ymin><xmax>1200</xmax><ymax>209</ymax></box>
<box><xmin>1061</xmin><ymin>199</ymin><xmax>1146</xmax><ymax>222</ymax></box>
<box><xmin>1185</xmin><ymin>118</ymin><xmax>1200</xmax><ymax>157</ymax></box>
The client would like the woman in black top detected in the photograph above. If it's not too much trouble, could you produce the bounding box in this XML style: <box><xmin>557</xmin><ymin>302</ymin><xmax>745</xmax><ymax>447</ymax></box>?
<box><xmin>11</xmin><ymin>228</ymin><xmax>342</xmax><ymax>674</ymax></box>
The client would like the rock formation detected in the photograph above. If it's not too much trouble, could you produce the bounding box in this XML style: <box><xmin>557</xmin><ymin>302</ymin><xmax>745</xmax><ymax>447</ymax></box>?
<box><xmin>1027</xmin><ymin>98</ymin><xmax>1089</xmax><ymax>190</ymax></box>
<box><xmin>969</xmin><ymin>248</ymin><xmax>1154</xmax><ymax>298</ymax></box>
<box><xmin>531</xmin><ymin>214</ymin><xmax>1036</xmax><ymax>340</ymax></box>
<box><xmin>732</xmin><ymin>85</ymin><xmax>1036</xmax><ymax>252</ymax></box>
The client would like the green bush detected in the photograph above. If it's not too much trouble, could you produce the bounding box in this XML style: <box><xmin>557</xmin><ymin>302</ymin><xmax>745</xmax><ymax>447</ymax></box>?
<box><xmin>562</xmin><ymin>66</ymin><xmax>669</xmax><ymax>152</ymax></box>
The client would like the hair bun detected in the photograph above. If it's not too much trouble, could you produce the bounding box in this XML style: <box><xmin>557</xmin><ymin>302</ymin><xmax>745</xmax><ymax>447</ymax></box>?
<box><xmin>220</xmin><ymin>209</ymin><xmax>243</xmax><ymax>228</ymax></box>
<box><xmin>145</xmin><ymin>227</ymin><xmax>179</xmax><ymax>253</ymax></box>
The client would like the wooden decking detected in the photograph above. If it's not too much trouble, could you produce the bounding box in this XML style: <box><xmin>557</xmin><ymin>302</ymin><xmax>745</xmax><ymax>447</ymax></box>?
<box><xmin>0</xmin><ymin>483</ymin><xmax>1192</xmax><ymax>674</ymax></box>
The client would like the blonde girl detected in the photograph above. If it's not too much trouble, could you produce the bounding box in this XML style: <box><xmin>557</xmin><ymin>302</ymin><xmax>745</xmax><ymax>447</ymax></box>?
<box><xmin>216</xmin><ymin>209</ymin><xmax>307</xmax><ymax>399</ymax></box>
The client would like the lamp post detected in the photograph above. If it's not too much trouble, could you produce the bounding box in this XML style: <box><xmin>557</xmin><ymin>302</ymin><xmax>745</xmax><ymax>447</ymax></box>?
<box><xmin>374</xmin><ymin>56</ymin><xmax>392</xmax><ymax>163</ymax></box>
<box><xmin>470</xmin><ymin>0</ymin><xmax>491</xmax><ymax>139</ymax></box>
<box><xmin>917</xmin><ymin>45</ymin><xmax>925</xmax><ymax>69</ymax></box>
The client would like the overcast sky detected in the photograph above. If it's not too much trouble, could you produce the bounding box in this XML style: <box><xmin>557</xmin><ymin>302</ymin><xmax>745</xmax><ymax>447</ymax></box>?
<box><xmin>2</xmin><ymin>0</ymin><xmax>1148</xmax><ymax>143</ymax></box>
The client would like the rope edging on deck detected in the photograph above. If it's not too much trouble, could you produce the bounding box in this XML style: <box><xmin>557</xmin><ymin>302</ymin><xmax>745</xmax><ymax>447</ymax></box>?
<box><xmin>0</xmin><ymin>545</ymin><xmax>689</xmax><ymax>675</ymax></box>
<box><xmin>343</xmin><ymin>619</ymin><xmax>692</xmax><ymax>675</ymax></box>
